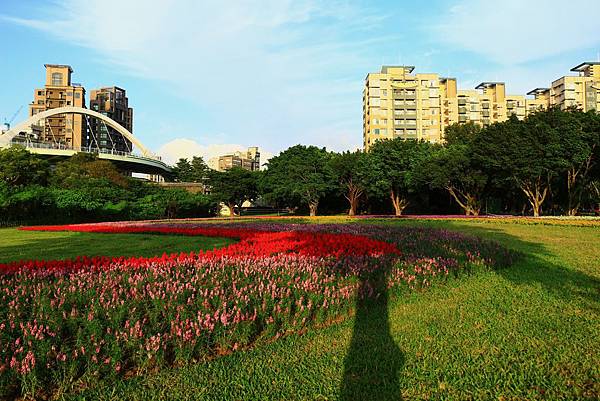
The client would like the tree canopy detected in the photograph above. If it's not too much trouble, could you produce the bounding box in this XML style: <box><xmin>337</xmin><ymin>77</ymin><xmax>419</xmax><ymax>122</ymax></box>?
<box><xmin>261</xmin><ymin>145</ymin><xmax>333</xmax><ymax>216</ymax></box>
<box><xmin>329</xmin><ymin>150</ymin><xmax>369</xmax><ymax>216</ymax></box>
<box><xmin>209</xmin><ymin>167</ymin><xmax>259</xmax><ymax>216</ymax></box>
<box><xmin>0</xmin><ymin>146</ymin><xmax>49</xmax><ymax>187</ymax></box>
<box><xmin>365</xmin><ymin>138</ymin><xmax>433</xmax><ymax>215</ymax></box>
<box><xmin>172</xmin><ymin>156</ymin><xmax>209</xmax><ymax>183</ymax></box>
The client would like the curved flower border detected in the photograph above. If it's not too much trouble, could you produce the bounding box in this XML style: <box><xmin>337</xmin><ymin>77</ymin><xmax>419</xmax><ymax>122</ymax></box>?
<box><xmin>0</xmin><ymin>221</ymin><xmax>514</xmax><ymax>398</ymax></box>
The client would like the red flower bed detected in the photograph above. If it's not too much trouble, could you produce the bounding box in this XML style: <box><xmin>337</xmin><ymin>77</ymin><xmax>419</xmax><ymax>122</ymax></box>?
<box><xmin>1</xmin><ymin>223</ymin><xmax>399</xmax><ymax>274</ymax></box>
<box><xmin>0</xmin><ymin>222</ymin><xmax>513</xmax><ymax>398</ymax></box>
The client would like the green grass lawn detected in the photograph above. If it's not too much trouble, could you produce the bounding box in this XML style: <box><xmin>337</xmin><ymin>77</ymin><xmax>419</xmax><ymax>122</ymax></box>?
<box><xmin>0</xmin><ymin>228</ymin><xmax>235</xmax><ymax>263</ymax></box>
<box><xmin>2</xmin><ymin>220</ymin><xmax>599</xmax><ymax>400</ymax></box>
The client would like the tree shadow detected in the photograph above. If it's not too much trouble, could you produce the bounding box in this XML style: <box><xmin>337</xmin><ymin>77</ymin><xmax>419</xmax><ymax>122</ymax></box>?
<box><xmin>340</xmin><ymin>265</ymin><xmax>404</xmax><ymax>401</ymax></box>
<box><xmin>369</xmin><ymin>219</ymin><xmax>600</xmax><ymax>313</ymax></box>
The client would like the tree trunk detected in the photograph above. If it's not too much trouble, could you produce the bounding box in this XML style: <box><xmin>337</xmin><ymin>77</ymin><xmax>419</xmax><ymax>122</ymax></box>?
<box><xmin>446</xmin><ymin>187</ymin><xmax>481</xmax><ymax>216</ymax></box>
<box><xmin>567</xmin><ymin>168</ymin><xmax>579</xmax><ymax>216</ymax></box>
<box><xmin>390</xmin><ymin>189</ymin><xmax>408</xmax><ymax>216</ymax></box>
<box><xmin>566</xmin><ymin>147</ymin><xmax>595</xmax><ymax>217</ymax></box>
<box><xmin>345</xmin><ymin>182</ymin><xmax>363</xmax><ymax>216</ymax></box>
<box><xmin>519</xmin><ymin>177</ymin><xmax>548</xmax><ymax>217</ymax></box>
<box><xmin>308</xmin><ymin>200</ymin><xmax>319</xmax><ymax>217</ymax></box>
<box><xmin>227</xmin><ymin>202</ymin><xmax>237</xmax><ymax>217</ymax></box>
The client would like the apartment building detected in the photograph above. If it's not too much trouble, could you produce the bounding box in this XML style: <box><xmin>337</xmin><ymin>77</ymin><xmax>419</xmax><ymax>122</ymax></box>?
<box><xmin>363</xmin><ymin>61</ymin><xmax>600</xmax><ymax>150</ymax></box>
<box><xmin>208</xmin><ymin>147</ymin><xmax>261</xmax><ymax>172</ymax></box>
<box><xmin>89</xmin><ymin>86</ymin><xmax>133</xmax><ymax>153</ymax></box>
<box><xmin>363</xmin><ymin>66</ymin><xmax>444</xmax><ymax>150</ymax></box>
<box><xmin>29</xmin><ymin>64</ymin><xmax>86</xmax><ymax>147</ymax></box>
<box><xmin>548</xmin><ymin>62</ymin><xmax>600</xmax><ymax>111</ymax></box>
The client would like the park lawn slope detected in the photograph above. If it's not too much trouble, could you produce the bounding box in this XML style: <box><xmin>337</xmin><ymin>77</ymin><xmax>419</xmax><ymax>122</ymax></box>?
<box><xmin>62</xmin><ymin>219</ymin><xmax>600</xmax><ymax>400</ymax></box>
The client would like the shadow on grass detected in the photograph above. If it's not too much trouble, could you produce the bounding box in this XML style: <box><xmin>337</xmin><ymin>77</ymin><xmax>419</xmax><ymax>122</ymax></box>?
<box><xmin>367</xmin><ymin>219</ymin><xmax>600</xmax><ymax>313</ymax></box>
<box><xmin>340</xmin><ymin>267</ymin><xmax>404</xmax><ymax>401</ymax></box>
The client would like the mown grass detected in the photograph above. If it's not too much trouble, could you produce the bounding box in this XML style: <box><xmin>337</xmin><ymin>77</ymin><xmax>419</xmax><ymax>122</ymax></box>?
<box><xmin>0</xmin><ymin>228</ymin><xmax>235</xmax><ymax>263</ymax></box>
<box><xmin>2</xmin><ymin>220</ymin><xmax>599</xmax><ymax>400</ymax></box>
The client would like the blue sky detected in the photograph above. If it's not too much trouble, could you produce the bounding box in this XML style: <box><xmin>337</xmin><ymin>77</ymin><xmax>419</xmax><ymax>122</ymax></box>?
<box><xmin>1</xmin><ymin>0</ymin><xmax>600</xmax><ymax>164</ymax></box>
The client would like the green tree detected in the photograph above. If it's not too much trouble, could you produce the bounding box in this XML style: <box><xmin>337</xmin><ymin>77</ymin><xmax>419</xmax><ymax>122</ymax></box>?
<box><xmin>423</xmin><ymin>144</ymin><xmax>487</xmax><ymax>215</ymax></box>
<box><xmin>208</xmin><ymin>167</ymin><xmax>258</xmax><ymax>216</ymax></box>
<box><xmin>365</xmin><ymin>138</ymin><xmax>432</xmax><ymax>216</ymax></box>
<box><xmin>51</xmin><ymin>153</ymin><xmax>129</xmax><ymax>188</ymax></box>
<box><xmin>558</xmin><ymin>109</ymin><xmax>600</xmax><ymax>215</ymax></box>
<box><xmin>261</xmin><ymin>145</ymin><xmax>333</xmax><ymax>216</ymax></box>
<box><xmin>171</xmin><ymin>156</ymin><xmax>209</xmax><ymax>183</ymax></box>
<box><xmin>172</xmin><ymin>158</ymin><xmax>194</xmax><ymax>182</ymax></box>
<box><xmin>0</xmin><ymin>146</ymin><xmax>49</xmax><ymax>187</ymax></box>
<box><xmin>444</xmin><ymin>122</ymin><xmax>482</xmax><ymax>146</ymax></box>
<box><xmin>190</xmin><ymin>156</ymin><xmax>209</xmax><ymax>182</ymax></box>
<box><xmin>474</xmin><ymin>115</ymin><xmax>567</xmax><ymax>217</ymax></box>
<box><xmin>329</xmin><ymin>150</ymin><xmax>368</xmax><ymax>216</ymax></box>
<box><xmin>419</xmin><ymin>122</ymin><xmax>488</xmax><ymax>215</ymax></box>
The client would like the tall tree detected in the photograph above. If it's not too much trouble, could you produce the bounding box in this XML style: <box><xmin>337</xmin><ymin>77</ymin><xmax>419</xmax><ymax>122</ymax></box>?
<box><xmin>329</xmin><ymin>150</ymin><xmax>368</xmax><ymax>216</ymax></box>
<box><xmin>423</xmin><ymin>144</ymin><xmax>487</xmax><ymax>215</ymax></box>
<box><xmin>190</xmin><ymin>156</ymin><xmax>209</xmax><ymax>183</ymax></box>
<box><xmin>0</xmin><ymin>146</ymin><xmax>49</xmax><ymax>187</ymax></box>
<box><xmin>557</xmin><ymin>109</ymin><xmax>600</xmax><ymax>215</ymax></box>
<box><xmin>172</xmin><ymin>158</ymin><xmax>194</xmax><ymax>182</ymax></box>
<box><xmin>474</xmin><ymin>115</ymin><xmax>566</xmax><ymax>217</ymax></box>
<box><xmin>444</xmin><ymin>121</ymin><xmax>482</xmax><ymax>146</ymax></box>
<box><xmin>208</xmin><ymin>167</ymin><xmax>258</xmax><ymax>216</ymax></box>
<box><xmin>261</xmin><ymin>145</ymin><xmax>333</xmax><ymax>216</ymax></box>
<box><xmin>365</xmin><ymin>138</ymin><xmax>432</xmax><ymax>216</ymax></box>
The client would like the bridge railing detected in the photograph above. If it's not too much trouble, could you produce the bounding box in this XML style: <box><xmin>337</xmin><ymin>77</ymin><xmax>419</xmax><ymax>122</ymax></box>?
<box><xmin>16</xmin><ymin>140</ymin><xmax>164</xmax><ymax>163</ymax></box>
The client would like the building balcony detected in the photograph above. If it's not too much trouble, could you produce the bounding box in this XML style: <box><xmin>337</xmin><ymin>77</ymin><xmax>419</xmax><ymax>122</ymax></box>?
<box><xmin>395</xmin><ymin>103</ymin><xmax>417</xmax><ymax>110</ymax></box>
<box><xmin>394</xmin><ymin>121</ymin><xmax>418</xmax><ymax>129</ymax></box>
<box><xmin>393</xmin><ymin>91</ymin><xmax>417</xmax><ymax>100</ymax></box>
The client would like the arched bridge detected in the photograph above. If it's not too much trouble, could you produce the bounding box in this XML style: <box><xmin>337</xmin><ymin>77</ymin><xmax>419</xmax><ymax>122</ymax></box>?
<box><xmin>0</xmin><ymin>106</ymin><xmax>171</xmax><ymax>175</ymax></box>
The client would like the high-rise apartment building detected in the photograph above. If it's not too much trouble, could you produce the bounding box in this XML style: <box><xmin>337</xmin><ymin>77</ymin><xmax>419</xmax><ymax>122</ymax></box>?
<box><xmin>29</xmin><ymin>64</ymin><xmax>86</xmax><ymax>147</ymax></box>
<box><xmin>208</xmin><ymin>147</ymin><xmax>261</xmax><ymax>172</ymax></box>
<box><xmin>363</xmin><ymin>61</ymin><xmax>600</xmax><ymax>151</ymax></box>
<box><xmin>548</xmin><ymin>62</ymin><xmax>600</xmax><ymax>111</ymax></box>
<box><xmin>363</xmin><ymin>66</ymin><xmax>443</xmax><ymax>149</ymax></box>
<box><xmin>89</xmin><ymin>87</ymin><xmax>133</xmax><ymax>153</ymax></box>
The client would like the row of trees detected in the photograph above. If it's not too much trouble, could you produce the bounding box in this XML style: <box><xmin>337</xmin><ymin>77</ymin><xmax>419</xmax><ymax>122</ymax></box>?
<box><xmin>2</xmin><ymin>107</ymin><xmax>598</xmax><ymax>223</ymax></box>
<box><xmin>172</xmin><ymin>108</ymin><xmax>599</xmax><ymax>217</ymax></box>
<box><xmin>0</xmin><ymin>148</ymin><xmax>214</xmax><ymax>225</ymax></box>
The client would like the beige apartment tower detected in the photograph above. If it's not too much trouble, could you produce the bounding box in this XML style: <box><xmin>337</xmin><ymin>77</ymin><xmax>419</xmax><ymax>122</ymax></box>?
<box><xmin>549</xmin><ymin>62</ymin><xmax>600</xmax><ymax>111</ymax></box>
<box><xmin>363</xmin><ymin>61</ymin><xmax>600</xmax><ymax>151</ymax></box>
<box><xmin>29</xmin><ymin>64</ymin><xmax>86</xmax><ymax>147</ymax></box>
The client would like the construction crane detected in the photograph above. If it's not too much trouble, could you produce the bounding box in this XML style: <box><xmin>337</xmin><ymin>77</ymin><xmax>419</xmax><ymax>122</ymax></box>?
<box><xmin>2</xmin><ymin>105</ymin><xmax>24</xmax><ymax>131</ymax></box>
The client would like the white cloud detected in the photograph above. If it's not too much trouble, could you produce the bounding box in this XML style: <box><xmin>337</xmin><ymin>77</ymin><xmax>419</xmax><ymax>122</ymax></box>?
<box><xmin>158</xmin><ymin>138</ymin><xmax>274</xmax><ymax>168</ymax></box>
<box><xmin>3</xmin><ymin>0</ymin><xmax>384</xmax><ymax>154</ymax></box>
<box><xmin>434</xmin><ymin>0</ymin><xmax>600</xmax><ymax>64</ymax></box>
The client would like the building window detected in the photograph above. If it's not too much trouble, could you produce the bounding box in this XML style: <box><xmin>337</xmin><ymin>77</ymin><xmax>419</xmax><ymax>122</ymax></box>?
<box><xmin>52</xmin><ymin>72</ymin><xmax>63</xmax><ymax>86</ymax></box>
<box><xmin>75</xmin><ymin>93</ymin><xmax>80</xmax><ymax>99</ymax></box>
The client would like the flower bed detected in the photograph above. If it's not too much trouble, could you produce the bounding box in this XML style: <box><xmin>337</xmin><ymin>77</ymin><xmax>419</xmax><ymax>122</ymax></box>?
<box><xmin>0</xmin><ymin>221</ymin><xmax>515</xmax><ymax>397</ymax></box>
